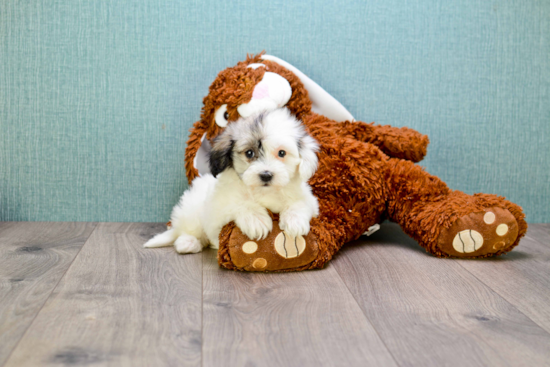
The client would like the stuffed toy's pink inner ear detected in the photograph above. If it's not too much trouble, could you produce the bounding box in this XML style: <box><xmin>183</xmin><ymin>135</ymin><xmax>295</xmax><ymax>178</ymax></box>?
<box><xmin>237</xmin><ymin>72</ymin><xmax>292</xmax><ymax>118</ymax></box>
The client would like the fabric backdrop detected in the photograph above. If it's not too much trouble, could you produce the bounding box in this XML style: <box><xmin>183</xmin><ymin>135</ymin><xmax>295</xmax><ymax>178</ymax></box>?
<box><xmin>1</xmin><ymin>0</ymin><xmax>548</xmax><ymax>222</ymax></box>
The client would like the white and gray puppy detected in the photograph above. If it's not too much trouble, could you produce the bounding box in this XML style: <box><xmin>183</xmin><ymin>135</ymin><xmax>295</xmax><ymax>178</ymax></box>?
<box><xmin>144</xmin><ymin>108</ymin><xmax>320</xmax><ymax>254</ymax></box>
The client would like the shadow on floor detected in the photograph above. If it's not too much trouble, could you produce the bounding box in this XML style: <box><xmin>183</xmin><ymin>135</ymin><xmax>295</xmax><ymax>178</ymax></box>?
<box><xmin>340</xmin><ymin>221</ymin><xmax>533</xmax><ymax>262</ymax></box>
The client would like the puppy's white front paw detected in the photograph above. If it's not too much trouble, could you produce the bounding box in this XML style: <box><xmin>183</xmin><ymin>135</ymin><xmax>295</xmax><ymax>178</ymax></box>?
<box><xmin>174</xmin><ymin>235</ymin><xmax>202</xmax><ymax>254</ymax></box>
<box><xmin>237</xmin><ymin>211</ymin><xmax>273</xmax><ymax>240</ymax></box>
<box><xmin>279</xmin><ymin>210</ymin><xmax>311</xmax><ymax>237</ymax></box>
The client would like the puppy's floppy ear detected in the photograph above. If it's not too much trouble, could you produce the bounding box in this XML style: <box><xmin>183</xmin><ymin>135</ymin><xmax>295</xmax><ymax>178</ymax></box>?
<box><xmin>209</xmin><ymin>131</ymin><xmax>234</xmax><ymax>178</ymax></box>
<box><xmin>298</xmin><ymin>134</ymin><xmax>319</xmax><ymax>182</ymax></box>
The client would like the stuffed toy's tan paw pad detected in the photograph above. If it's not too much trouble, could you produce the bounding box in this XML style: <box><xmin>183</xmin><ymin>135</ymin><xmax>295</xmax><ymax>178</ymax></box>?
<box><xmin>438</xmin><ymin>207</ymin><xmax>519</xmax><ymax>257</ymax></box>
<box><xmin>227</xmin><ymin>220</ymin><xmax>318</xmax><ymax>271</ymax></box>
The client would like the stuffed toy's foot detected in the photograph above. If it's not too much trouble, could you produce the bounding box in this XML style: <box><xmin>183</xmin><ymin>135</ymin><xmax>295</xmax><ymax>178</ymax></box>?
<box><xmin>430</xmin><ymin>193</ymin><xmax>528</xmax><ymax>258</ymax></box>
<box><xmin>218</xmin><ymin>220</ymin><xmax>319</xmax><ymax>272</ymax></box>
<box><xmin>386</xmin><ymin>158</ymin><xmax>527</xmax><ymax>259</ymax></box>
<box><xmin>217</xmin><ymin>212</ymin><xmax>342</xmax><ymax>272</ymax></box>
<box><xmin>437</xmin><ymin>207</ymin><xmax>519</xmax><ymax>258</ymax></box>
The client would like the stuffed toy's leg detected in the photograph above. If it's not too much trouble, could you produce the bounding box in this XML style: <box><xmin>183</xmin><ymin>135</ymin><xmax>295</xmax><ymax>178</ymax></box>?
<box><xmin>335</xmin><ymin>120</ymin><xmax>430</xmax><ymax>163</ymax></box>
<box><xmin>304</xmin><ymin>113</ymin><xmax>430</xmax><ymax>163</ymax></box>
<box><xmin>384</xmin><ymin>158</ymin><xmax>527</xmax><ymax>258</ymax></box>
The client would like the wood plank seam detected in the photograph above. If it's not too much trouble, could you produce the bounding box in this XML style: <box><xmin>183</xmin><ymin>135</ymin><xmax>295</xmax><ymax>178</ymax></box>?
<box><xmin>1</xmin><ymin>223</ymin><xmax>99</xmax><ymax>367</ymax></box>
<box><xmin>455</xmin><ymin>260</ymin><xmax>550</xmax><ymax>337</ymax></box>
<box><xmin>454</xmin><ymin>224</ymin><xmax>550</xmax><ymax>334</ymax></box>
<box><xmin>330</xmin><ymin>223</ymin><xmax>550</xmax><ymax>366</ymax></box>
<box><xmin>332</xmin><ymin>262</ymin><xmax>401</xmax><ymax>367</ymax></box>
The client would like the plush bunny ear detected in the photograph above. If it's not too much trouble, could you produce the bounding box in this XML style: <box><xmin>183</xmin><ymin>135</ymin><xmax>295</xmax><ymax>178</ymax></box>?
<box><xmin>261</xmin><ymin>55</ymin><xmax>355</xmax><ymax>123</ymax></box>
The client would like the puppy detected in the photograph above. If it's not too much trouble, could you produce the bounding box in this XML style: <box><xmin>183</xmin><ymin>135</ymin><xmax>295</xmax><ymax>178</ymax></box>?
<box><xmin>144</xmin><ymin>108</ymin><xmax>320</xmax><ymax>254</ymax></box>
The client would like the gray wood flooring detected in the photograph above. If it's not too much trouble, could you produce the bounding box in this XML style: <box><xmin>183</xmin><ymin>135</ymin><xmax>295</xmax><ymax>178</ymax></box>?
<box><xmin>1</xmin><ymin>222</ymin><xmax>549</xmax><ymax>367</ymax></box>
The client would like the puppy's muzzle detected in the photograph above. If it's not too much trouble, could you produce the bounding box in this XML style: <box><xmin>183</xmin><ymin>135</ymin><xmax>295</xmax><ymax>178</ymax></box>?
<box><xmin>259</xmin><ymin>171</ymin><xmax>273</xmax><ymax>183</ymax></box>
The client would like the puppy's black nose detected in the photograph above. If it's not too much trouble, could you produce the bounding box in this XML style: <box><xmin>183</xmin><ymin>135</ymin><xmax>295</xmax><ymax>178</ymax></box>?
<box><xmin>259</xmin><ymin>171</ymin><xmax>273</xmax><ymax>183</ymax></box>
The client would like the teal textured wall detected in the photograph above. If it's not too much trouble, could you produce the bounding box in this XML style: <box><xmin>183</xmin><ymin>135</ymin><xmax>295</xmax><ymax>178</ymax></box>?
<box><xmin>1</xmin><ymin>0</ymin><xmax>548</xmax><ymax>222</ymax></box>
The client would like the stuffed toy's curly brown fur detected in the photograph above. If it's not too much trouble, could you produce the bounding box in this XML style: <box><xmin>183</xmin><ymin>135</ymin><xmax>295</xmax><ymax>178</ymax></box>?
<box><xmin>184</xmin><ymin>52</ymin><xmax>527</xmax><ymax>272</ymax></box>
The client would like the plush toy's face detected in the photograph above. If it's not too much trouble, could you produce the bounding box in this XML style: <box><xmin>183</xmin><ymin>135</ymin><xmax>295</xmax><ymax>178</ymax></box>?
<box><xmin>189</xmin><ymin>53</ymin><xmax>353</xmax><ymax>178</ymax></box>
<box><xmin>209</xmin><ymin>108</ymin><xmax>319</xmax><ymax>189</ymax></box>
<box><xmin>199</xmin><ymin>54</ymin><xmax>312</xmax><ymax>141</ymax></box>
<box><xmin>190</xmin><ymin>54</ymin><xmax>312</xmax><ymax>176</ymax></box>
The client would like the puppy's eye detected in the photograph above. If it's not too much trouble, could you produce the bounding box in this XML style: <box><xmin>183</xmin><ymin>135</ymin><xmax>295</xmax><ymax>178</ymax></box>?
<box><xmin>278</xmin><ymin>150</ymin><xmax>286</xmax><ymax>158</ymax></box>
<box><xmin>245</xmin><ymin>150</ymin><xmax>255</xmax><ymax>159</ymax></box>
<box><xmin>223</xmin><ymin>111</ymin><xmax>229</xmax><ymax>120</ymax></box>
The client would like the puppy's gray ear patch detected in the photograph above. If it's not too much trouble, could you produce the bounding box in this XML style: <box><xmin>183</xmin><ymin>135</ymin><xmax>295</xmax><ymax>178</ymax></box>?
<box><xmin>209</xmin><ymin>134</ymin><xmax>234</xmax><ymax>177</ymax></box>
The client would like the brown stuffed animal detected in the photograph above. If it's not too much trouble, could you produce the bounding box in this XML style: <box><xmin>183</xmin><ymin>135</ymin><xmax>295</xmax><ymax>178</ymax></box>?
<box><xmin>184</xmin><ymin>52</ymin><xmax>527</xmax><ymax>272</ymax></box>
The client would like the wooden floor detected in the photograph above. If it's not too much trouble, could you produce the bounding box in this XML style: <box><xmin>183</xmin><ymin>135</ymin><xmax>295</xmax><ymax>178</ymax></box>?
<box><xmin>1</xmin><ymin>222</ymin><xmax>549</xmax><ymax>367</ymax></box>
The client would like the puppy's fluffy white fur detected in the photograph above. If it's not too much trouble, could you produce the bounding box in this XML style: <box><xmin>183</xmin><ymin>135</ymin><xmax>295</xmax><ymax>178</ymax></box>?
<box><xmin>144</xmin><ymin>108</ymin><xmax>320</xmax><ymax>254</ymax></box>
